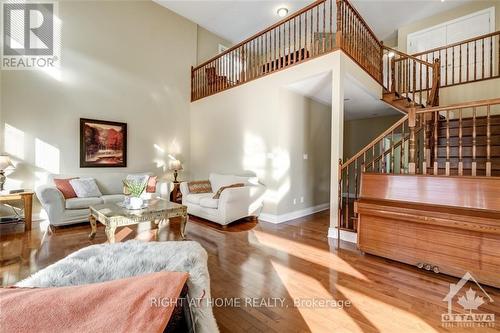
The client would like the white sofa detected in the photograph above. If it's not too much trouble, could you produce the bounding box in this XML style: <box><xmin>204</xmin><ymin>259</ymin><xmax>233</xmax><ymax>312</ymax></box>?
<box><xmin>36</xmin><ymin>173</ymin><xmax>165</xmax><ymax>226</ymax></box>
<box><xmin>180</xmin><ymin>173</ymin><xmax>265</xmax><ymax>226</ymax></box>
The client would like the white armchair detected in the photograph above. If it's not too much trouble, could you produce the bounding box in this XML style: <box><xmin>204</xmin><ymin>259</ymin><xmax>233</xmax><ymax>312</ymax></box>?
<box><xmin>180</xmin><ymin>173</ymin><xmax>265</xmax><ymax>226</ymax></box>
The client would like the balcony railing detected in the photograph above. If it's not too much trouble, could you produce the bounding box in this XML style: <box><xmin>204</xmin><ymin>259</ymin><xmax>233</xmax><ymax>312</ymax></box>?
<box><xmin>191</xmin><ymin>0</ymin><xmax>383</xmax><ymax>101</ymax></box>
<box><xmin>412</xmin><ymin>31</ymin><xmax>500</xmax><ymax>88</ymax></box>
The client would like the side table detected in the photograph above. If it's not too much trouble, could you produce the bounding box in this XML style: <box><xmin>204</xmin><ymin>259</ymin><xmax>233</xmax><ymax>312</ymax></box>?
<box><xmin>0</xmin><ymin>191</ymin><xmax>34</xmax><ymax>230</ymax></box>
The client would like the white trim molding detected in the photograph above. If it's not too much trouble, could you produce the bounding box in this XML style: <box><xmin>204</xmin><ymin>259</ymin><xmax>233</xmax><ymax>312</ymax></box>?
<box><xmin>259</xmin><ymin>203</ymin><xmax>329</xmax><ymax>224</ymax></box>
<box><xmin>328</xmin><ymin>227</ymin><xmax>357</xmax><ymax>244</ymax></box>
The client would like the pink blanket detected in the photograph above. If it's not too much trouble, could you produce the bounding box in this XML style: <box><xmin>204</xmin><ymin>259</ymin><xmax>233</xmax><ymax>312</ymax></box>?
<box><xmin>0</xmin><ymin>272</ymin><xmax>188</xmax><ymax>333</ymax></box>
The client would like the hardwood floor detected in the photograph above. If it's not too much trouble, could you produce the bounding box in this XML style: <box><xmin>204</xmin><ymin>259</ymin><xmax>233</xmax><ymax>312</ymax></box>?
<box><xmin>1</xmin><ymin>211</ymin><xmax>499</xmax><ymax>332</ymax></box>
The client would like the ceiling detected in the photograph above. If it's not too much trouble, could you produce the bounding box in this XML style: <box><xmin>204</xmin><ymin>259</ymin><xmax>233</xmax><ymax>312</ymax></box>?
<box><xmin>156</xmin><ymin>0</ymin><xmax>474</xmax><ymax>44</ymax></box>
<box><xmin>286</xmin><ymin>72</ymin><xmax>401</xmax><ymax>120</ymax></box>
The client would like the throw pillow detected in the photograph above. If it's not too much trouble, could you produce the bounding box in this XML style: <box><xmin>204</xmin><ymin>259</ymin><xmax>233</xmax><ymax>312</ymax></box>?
<box><xmin>188</xmin><ymin>180</ymin><xmax>212</xmax><ymax>194</ymax></box>
<box><xmin>53</xmin><ymin>178</ymin><xmax>78</xmax><ymax>199</ymax></box>
<box><xmin>69</xmin><ymin>178</ymin><xmax>102</xmax><ymax>198</ymax></box>
<box><xmin>146</xmin><ymin>176</ymin><xmax>157</xmax><ymax>193</ymax></box>
<box><xmin>212</xmin><ymin>183</ymin><xmax>244</xmax><ymax>199</ymax></box>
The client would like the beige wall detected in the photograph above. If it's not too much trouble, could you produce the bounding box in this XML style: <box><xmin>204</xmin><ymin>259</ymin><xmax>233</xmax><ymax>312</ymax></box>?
<box><xmin>343</xmin><ymin>115</ymin><xmax>402</xmax><ymax>160</ymax></box>
<box><xmin>190</xmin><ymin>54</ymin><xmax>345</xmax><ymax>217</ymax></box>
<box><xmin>0</xmin><ymin>1</ymin><xmax>221</xmax><ymax>215</ymax></box>
<box><xmin>190</xmin><ymin>51</ymin><xmax>381</xmax><ymax>225</ymax></box>
<box><xmin>397</xmin><ymin>1</ymin><xmax>500</xmax><ymax>52</ymax></box>
<box><xmin>196</xmin><ymin>26</ymin><xmax>232</xmax><ymax>65</ymax></box>
<box><xmin>275</xmin><ymin>91</ymin><xmax>331</xmax><ymax>215</ymax></box>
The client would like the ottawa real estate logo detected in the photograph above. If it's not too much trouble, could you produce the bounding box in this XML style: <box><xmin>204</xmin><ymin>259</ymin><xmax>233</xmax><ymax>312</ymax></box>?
<box><xmin>442</xmin><ymin>272</ymin><xmax>495</xmax><ymax>328</ymax></box>
<box><xmin>1</xmin><ymin>1</ymin><xmax>60</xmax><ymax>70</ymax></box>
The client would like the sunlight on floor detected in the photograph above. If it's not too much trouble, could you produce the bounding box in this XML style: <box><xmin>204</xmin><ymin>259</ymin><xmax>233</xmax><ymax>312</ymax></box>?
<box><xmin>251</xmin><ymin>229</ymin><xmax>369</xmax><ymax>282</ymax></box>
<box><xmin>271</xmin><ymin>260</ymin><xmax>364</xmax><ymax>332</ymax></box>
<box><xmin>336</xmin><ymin>285</ymin><xmax>438</xmax><ymax>333</ymax></box>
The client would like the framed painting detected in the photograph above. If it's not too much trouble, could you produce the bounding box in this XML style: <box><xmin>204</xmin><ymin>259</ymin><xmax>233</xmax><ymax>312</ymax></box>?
<box><xmin>80</xmin><ymin>118</ymin><xmax>127</xmax><ymax>167</ymax></box>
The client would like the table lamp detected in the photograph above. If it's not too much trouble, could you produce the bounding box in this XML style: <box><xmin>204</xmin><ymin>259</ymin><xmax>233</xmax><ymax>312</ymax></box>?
<box><xmin>169</xmin><ymin>159</ymin><xmax>183</xmax><ymax>183</ymax></box>
<box><xmin>0</xmin><ymin>155</ymin><xmax>14</xmax><ymax>191</ymax></box>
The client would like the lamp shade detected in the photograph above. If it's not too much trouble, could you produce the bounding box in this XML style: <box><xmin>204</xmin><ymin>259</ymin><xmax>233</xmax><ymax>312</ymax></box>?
<box><xmin>0</xmin><ymin>155</ymin><xmax>14</xmax><ymax>171</ymax></box>
<box><xmin>169</xmin><ymin>159</ymin><xmax>183</xmax><ymax>171</ymax></box>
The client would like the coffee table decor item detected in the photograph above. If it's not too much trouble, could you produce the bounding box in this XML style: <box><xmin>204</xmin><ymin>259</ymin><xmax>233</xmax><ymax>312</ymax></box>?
<box><xmin>89</xmin><ymin>198</ymin><xmax>188</xmax><ymax>242</ymax></box>
<box><xmin>122</xmin><ymin>179</ymin><xmax>147</xmax><ymax>209</ymax></box>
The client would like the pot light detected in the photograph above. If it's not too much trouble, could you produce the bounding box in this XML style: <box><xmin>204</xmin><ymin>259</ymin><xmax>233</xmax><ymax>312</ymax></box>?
<box><xmin>277</xmin><ymin>7</ymin><xmax>288</xmax><ymax>17</ymax></box>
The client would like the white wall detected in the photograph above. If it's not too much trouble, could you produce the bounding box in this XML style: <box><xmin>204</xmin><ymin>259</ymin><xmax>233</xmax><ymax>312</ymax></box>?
<box><xmin>0</xmin><ymin>1</ymin><xmax>226</xmax><ymax>215</ymax></box>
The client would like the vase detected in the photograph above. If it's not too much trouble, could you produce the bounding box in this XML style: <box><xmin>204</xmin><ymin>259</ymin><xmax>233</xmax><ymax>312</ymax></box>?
<box><xmin>129</xmin><ymin>196</ymin><xmax>143</xmax><ymax>209</ymax></box>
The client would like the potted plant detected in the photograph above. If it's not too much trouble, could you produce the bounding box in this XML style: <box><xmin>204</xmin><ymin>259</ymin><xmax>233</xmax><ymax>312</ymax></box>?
<box><xmin>123</xmin><ymin>179</ymin><xmax>147</xmax><ymax>209</ymax></box>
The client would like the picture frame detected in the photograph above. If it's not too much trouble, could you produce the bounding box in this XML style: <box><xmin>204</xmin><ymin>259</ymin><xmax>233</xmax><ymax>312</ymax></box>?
<box><xmin>80</xmin><ymin>118</ymin><xmax>127</xmax><ymax>168</ymax></box>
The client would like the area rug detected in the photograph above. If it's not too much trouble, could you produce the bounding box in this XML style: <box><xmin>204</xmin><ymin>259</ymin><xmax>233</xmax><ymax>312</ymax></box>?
<box><xmin>17</xmin><ymin>240</ymin><xmax>219</xmax><ymax>333</ymax></box>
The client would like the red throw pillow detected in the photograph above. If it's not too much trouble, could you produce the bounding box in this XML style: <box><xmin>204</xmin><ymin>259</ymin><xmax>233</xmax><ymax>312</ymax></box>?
<box><xmin>146</xmin><ymin>176</ymin><xmax>157</xmax><ymax>193</ymax></box>
<box><xmin>54</xmin><ymin>178</ymin><xmax>78</xmax><ymax>199</ymax></box>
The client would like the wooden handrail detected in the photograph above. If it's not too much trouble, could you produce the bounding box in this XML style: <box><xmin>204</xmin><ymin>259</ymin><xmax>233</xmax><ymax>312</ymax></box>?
<box><xmin>410</xmin><ymin>31</ymin><xmax>499</xmax><ymax>89</ymax></box>
<box><xmin>416</xmin><ymin>98</ymin><xmax>500</xmax><ymax>114</ymax></box>
<box><xmin>342</xmin><ymin>115</ymin><xmax>409</xmax><ymax>168</ymax></box>
<box><xmin>341</xmin><ymin>0</ymin><xmax>381</xmax><ymax>48</ymax></box>
<box><xmin>412</xmin><ymin>31</ymin><xmax>500</xmax><ymax>57</ymax></box>
<box><xmin>193</xmin><ymin>0</ymin><xmax>327</xmax><ymax>71</ymax></box>
<box><xmin>383</xmin><ymin>46</ymin><xmax>432</xmax><ymax>67</ymax></box>
<box><xmin>369</xmin><ymin>127</ymin><xmax>425</xmax><ymax>168</ymax></box>
<box><xmin>192</xmin><ymin>0</ymin><xmax>385</xmax><ymax>101</ymax></box>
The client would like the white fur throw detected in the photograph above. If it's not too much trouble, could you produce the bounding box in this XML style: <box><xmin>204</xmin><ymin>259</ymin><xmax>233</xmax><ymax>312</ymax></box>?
<box><xmin>17</xmin><ymin>240</ymin><xmax>219</xmax><ymax>333</ymax></box>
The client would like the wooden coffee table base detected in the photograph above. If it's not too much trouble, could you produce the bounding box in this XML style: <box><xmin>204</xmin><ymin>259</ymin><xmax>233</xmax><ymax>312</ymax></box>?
<box><xmin>88</xmin><ymin>200</ymin><xmax>188</xmax><ymax>243</ymax></box>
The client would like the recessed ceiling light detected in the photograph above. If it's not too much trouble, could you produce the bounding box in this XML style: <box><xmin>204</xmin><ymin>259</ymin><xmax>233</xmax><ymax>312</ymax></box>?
<box><xmin>277</xmin><ymin>7</ymin><xmax>288</xmax><ymax>17</ymax></box>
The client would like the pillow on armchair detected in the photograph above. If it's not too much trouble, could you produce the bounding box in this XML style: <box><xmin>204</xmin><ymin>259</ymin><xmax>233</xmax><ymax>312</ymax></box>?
<box><xmin>212</xmin><ymin>183</ymin><xmax>244</xmax><ymax>199</ymax></box>
<box><xmin>188</xmin><ymin>180</ymin><xmax>212</xmax><ymax>194</ymax></box>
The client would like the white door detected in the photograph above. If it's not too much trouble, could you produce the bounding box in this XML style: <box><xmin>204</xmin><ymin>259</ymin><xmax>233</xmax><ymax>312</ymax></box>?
<box><xmin>407</xmin><ymin>7</ymin><xmax>494</xmax><ymax>85</ymax></box>
<box><xmin>407</xmin><ymin>26</ymin><xmax>446</xmax><ymax>55</ymax></box>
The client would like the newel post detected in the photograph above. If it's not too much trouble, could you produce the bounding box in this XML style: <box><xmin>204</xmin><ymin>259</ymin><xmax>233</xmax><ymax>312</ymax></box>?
<box><xmin>390</xmin><ymin>57</ymin><xmax>396</xmax><ymax>93</ymax></box>
<box><xmin>430</xmin><ymin>58</ymin><xmax>441</xmax><ymax>106</ymax></box>
<box><xmin>190</xmin><ymin>66</ymin><xmax>194</xmax><ymax>101</ymax></box>
<box><xmin>408</xmin><ymin>107</ymin><xmax>417</xmax><ymax>174</ymax></box>
<box><xmin>336</xmin><ymin>0</ymin><xmax>343</xmax><ymax>48</ymax></box>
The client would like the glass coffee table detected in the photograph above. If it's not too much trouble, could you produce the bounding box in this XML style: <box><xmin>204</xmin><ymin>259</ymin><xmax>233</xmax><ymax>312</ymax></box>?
<box><xmin>88</xmin><ymin>198</ymin><xmax>188</xmax><ymax>243</ymax></box>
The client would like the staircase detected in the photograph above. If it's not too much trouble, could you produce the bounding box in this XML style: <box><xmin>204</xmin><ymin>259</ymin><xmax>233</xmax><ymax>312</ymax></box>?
<box><xmin>338</xmin><ymin>29</ymin><xmax>500</xmax><ymax>232</ymax></box>
<box><xmin>425</xmin><ymin>109</ymin><xmax>500</xmax><ymax>177</ymax></box>
<box><xmin>339</xmin><ymin>98</ymin><xmax>500</xmax><ymax>231</ymax></box>
<box><xmin>381</xmin><ymin>46</ymin><xmax>441</xmax><ymax>112</ymax></box>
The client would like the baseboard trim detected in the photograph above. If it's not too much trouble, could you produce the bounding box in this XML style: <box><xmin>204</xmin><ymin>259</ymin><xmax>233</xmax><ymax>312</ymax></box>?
<box><xmin>259</xmin><ymin>203</ymin><xmax>329</xmax><ymax>224</ymax></box>
<box><xmin>328</xmin><ymin>227</ymin><xmax>357</xmax><ymax>243</ymax></box>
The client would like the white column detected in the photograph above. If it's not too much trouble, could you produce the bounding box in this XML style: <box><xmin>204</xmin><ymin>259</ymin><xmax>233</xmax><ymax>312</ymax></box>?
<box><xmin>329</xmin><ymin>52</ymin><xmax>344</xmax><ymax>232</ymax></box>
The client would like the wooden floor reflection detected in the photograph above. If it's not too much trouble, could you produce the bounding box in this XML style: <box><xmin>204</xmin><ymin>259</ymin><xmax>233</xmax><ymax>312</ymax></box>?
<box><xmin>1</xmin><ymin>211</ymin><xmax>499</xmax><ymax>332</ymax></box>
